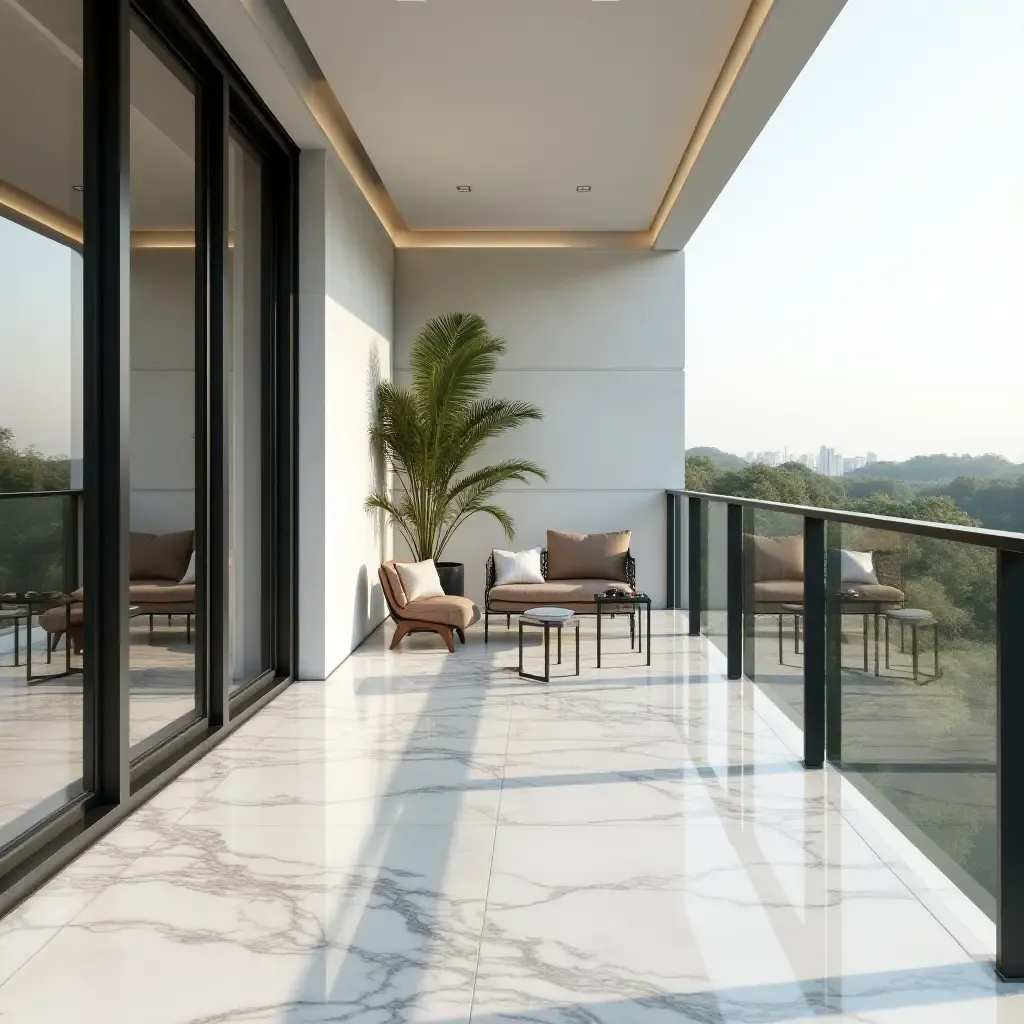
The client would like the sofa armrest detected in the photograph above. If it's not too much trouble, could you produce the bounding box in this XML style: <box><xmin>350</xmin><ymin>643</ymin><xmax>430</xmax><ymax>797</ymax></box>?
<box><xmin>485</xmin><ymin>554</ymin><xmax>496</xmax><ymax>600</ymax></box>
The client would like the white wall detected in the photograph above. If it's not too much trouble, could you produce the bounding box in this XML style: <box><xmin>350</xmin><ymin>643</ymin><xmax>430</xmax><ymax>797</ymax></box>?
<box><xmin>298</xmin><ymin>149</ymin><xmax>394</xmax><ymax>679</ymax></box>
<box><xmin>394</xmin><ymin>248</ymin><xmax>685</xmax><ymax>607</ymax></box>
<box><xmin>129</xmin><ymin>247</ymin><xmax>195</xmax><ymax>534</ymax></box>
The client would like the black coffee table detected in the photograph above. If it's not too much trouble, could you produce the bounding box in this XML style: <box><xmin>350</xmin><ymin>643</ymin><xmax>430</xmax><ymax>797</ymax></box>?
<box><xmin>595</xmin><ymin>592</ymin><xmax>651</xmax><ymax>668</ymax></box>
<box><xmin>0</xmin><ymin>592</ymin><xmax>78</xmax><ymax>683</ymax></box>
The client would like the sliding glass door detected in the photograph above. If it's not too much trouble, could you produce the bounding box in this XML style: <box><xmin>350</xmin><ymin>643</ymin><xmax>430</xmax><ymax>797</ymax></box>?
<box><xmin>0</xmin><ymin>0</ymin><xmax>296</xmax><ymax>912</ymax></box>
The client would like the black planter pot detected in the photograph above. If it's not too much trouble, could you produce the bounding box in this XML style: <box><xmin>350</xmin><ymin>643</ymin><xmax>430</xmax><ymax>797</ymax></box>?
<box><xmin>436</xmin><ymin>561</ymin><xmax>465</xmax><ymax>596</ymax></box>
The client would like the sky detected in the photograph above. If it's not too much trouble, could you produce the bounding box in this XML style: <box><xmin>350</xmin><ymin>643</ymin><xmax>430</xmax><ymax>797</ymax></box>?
<box><xmin>685</xmin><ymin>0</ymin><xmax>1024</xmax><ymax>463</ymax></box>
<box><xmin>0</xmin><ymin>218</ymin><xmax>78</xmax><ymax>458</ymax></box>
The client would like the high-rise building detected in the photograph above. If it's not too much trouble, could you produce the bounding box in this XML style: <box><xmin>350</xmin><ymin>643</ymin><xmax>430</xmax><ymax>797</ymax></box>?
<box><xmin>867</xmin><ymin>452</ymin><xmax>878</xmax><ymax>464</ymax></box>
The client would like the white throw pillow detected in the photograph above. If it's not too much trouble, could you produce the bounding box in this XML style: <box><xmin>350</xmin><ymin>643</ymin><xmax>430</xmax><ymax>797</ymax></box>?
<box><xmin>179</xmin><ymin>550</ymin><xmax>196</xmax><ymax>585</ymax></box>
<box><xmin>493</xmin><ymin>547</ymin><xmax>544</xmax><ymax>586</ymax></box>
<box><xmin>840</xmin><ymin>549</ymin><xmax>877</xmax><ymax>585</ymax></box>
<box><xmin>395</xmin><ymin>559</ymin><xmax>445</xmax><ymax>601</ymax></box>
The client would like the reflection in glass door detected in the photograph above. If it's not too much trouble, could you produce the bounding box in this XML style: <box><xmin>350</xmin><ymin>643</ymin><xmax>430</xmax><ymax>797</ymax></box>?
<box><xmin>227</xmin><ymin>132</ymin><xmax>271</xmax><ymax>692</ymax></box>
<box><xmin>0</xmin><ymin>0</ymin><xmax>85</xmax><ymax>844</ymax></box>
<box><xmin>128</xmin><ymin>20</ymin><xmax>201</xmax><ymax>752</ymax></box>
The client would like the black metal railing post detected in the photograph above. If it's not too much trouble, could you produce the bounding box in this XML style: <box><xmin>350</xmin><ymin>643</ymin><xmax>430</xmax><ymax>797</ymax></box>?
<box><xmin>997</xmin><ymin>548</ymin><xmax>1024</xmax><ymax>978</ymax></box>
<box><xmin>666</xmin><ymin>492</ymin><xmax>683</xmax><ymax>609</ymax></box>
<box><xmin>726</xmin><ymin>502</ymin><xmax>743</xmax><ymax>680</ymax></box>
<box><xmin>803</xmin><ymin>516</ymin><xmax>825</xmax><ymax>768</ymax></box>
<box><xmin>687</xmin><ymin>496</ymin><xmax>702</xmax><ymax>636</ymax></box>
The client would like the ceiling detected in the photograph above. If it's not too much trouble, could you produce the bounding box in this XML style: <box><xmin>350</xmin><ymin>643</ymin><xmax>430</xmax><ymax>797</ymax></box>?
<box><xmin>0</xmin><ymin>0</ymin><xmax>197</xmax><ymax>242</ymax></box>
<box><xmin>283</xmin><ymin>0</ymin><xmax>751</xmax><ymax>233</ymax></box>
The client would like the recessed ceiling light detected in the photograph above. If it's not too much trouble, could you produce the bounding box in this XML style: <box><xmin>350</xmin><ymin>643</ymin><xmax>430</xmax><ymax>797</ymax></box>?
<box><xmin>456</xmin><ymin>185</ymin><xmax>471</xmax><ymax>192</ymax></box>
<box><xmin>576</xmin><ymin>185</ymin><xmax>591</xmax><ymax>192</ymax></box>
<box><xmin>72</xmin><ymin>184</ymin><xmax>84</xmax><ymax>192</ymax></box>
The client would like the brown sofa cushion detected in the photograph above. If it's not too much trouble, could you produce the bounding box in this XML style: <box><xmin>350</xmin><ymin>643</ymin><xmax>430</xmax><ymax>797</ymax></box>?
<box><xmin>402</xmin><ymin>595</ymin><xmax>480</xmax><ymax>629</ymax></box>
<box><xmin>129</xmin><ymin>580</ymin><xmax>196</xmax><ymax>605</ymax></box>
<box><xmin>488</xmin><ymin>578</ymin><xmax>633</xmax><ymax>612</ymax></box>
<box><xmin>751</xmin><ymin>534</ymin><xmax>804</xmax><ymax>582</ymax></box>
<box><xmin>546</xmin><ymin>530</ymin><xmax>630</xmax><ymax>581</ymax></box>
<box><xmin>750</xmin><ymin>580</ymin><xmax>904</xmax><ymax>607</ymax></box>
<box><xmin>130</xmin><ymin>530</ymin><xmax>194</xmax><ymax>581</ymax></box>
<box><xmin>381</xmin><ymin>561</ymin><xmax>408</xmax><ymax>609</ymax></box>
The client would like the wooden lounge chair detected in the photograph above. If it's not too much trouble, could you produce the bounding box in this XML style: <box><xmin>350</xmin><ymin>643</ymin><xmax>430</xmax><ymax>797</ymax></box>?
<box><xmin>378</xmin><ymin>559</ymin><xmax>480</xmax><ymax>652</ymax></box>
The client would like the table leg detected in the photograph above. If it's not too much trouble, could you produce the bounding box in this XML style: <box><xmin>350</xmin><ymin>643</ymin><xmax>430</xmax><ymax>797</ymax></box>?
<box><xmin>778</xmin><ymin>614</ymin><xmax>783</xmax><ymax>664</ymax></box>
<box><xmin>14</xmin><ymin>615</ymin><xmax>19</xmax><ymax>667</ymax></box>
<box><xmin>575</xmin><ymin>622</ymin><xmax>580</xmax><ymax>676</ymax></box>
<box><xmin>630</xmin><ymin>612</ymin><xmax>635</xmax><ymax>649</ymax></box>
<box><xmin>544</xmin><ymin>624</ymin><xmax>551</xmax><ymax>683</ymax></box>
<box><xmin>912</xmin><ymin>625</ymin><xmax>920</xmax><ymax>684</ymax></box>
<box><xmin>874</xmin><ymin>612</ymin><xmax>880</xmax><ymax>676</ymax></box>
<box><xmin>557</xmin><ymin>624</ymin><xmax>562</xmax><ymax>665</ymax></box>
<box><xmin>65</xmin><ymin>603</ymin><xmax>71</xmax><ymax>674</ymax></box>
<box><xmin>518</xmin><ymin>621</ymin><xmax>523</xmax><ymax>676</ymax></box>
<box><xmin>646</xmin><ymin>602</ymin><xmax>651</xmax><ymax>666</ymax></box>
<box><xmin>862</xmin><ymin>613</ymin><xmax>869</xmax><ymax>671</ymax></box>
<box><xmin>885</xmin><ymin>616</ymin><xmax>890</xmax><ymax>669</ymax></box>
<box><xmin>638</xmin><ymin>606</ymin><xmax>643</xmax><ymax>654</ymax></box>
<box><xmin>794</xmin><ymin>613</ymin><xmax>801</xmax><ymax>654</ymax></box>
<box><xmin>26</xmin><ymin>605</ymin><xmax>32</xmax><ymax>681</ymax></box>
<box><xmin>597</xmin><ymin>607</ymin><xmax>602</xmax><ymax>668</ymax></box>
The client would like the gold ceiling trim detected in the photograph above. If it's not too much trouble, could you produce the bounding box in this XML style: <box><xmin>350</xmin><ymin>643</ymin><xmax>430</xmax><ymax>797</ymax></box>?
<box><xmin>649</xmin><ymin>0</ymin><xmax>775</xmax><ymax>244</ymax></box>
<box><xmin>266</xmin><ymin>0</ymin><xmax>772</xmax><ymax>250</ymax></box>
<box><xmin>0</xmin><ymin>179</ymin><xmax>82</xmax><ymax>245</ymax></box>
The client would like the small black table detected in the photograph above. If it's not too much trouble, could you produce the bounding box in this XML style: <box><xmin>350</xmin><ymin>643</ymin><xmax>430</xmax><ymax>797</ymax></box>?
<box><xmin>518</xmin><ymin>611</ymin><xmax>580</xmax><ymax>683</ymax></box>
<box><xmin>0</xmin><ymin>592</ymin><xmax>77</xmax><ymax>683</ymax></box>
<box><xmin>595</xmin><ymin>592</ymin><xmax>651</xmax><ymax>668</ymax></box>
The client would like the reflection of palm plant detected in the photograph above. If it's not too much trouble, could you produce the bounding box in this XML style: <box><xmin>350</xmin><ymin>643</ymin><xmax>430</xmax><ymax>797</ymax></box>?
<box><xmin>365</xmin><ymin>313</ymin><xmax>547</xmax><ymax>562</ymax></box>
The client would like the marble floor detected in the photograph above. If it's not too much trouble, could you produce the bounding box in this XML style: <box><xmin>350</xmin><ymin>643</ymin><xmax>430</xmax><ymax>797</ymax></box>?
<box><xmin>0</xmin><ymin>616</ymin><xmax>197</xmax><ymax>841</ymax></box>
<box><xmin>0</xmin><ymin>611</ymin><xmax>1021</xmax><ymax>1023</ymax></box>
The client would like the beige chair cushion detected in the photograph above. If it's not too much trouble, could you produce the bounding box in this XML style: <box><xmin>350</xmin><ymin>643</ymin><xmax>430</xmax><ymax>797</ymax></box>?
<box><xmin>39</xmin><ymin>605</ymin><xmax>82</xmax><ymax>631</ymax></box>
<box><xmin>402</xmin><ymin>595</ymin><xmax>480</xmax><ymax>629</ymax></box>
<box><xmin>546</xmin><ymin>530</ymin><xmax>630</xmax><ymax>581</ymax></box>
<box><xmin>489</xmin><ymin>578</ymin><xmax>633</xmax><ymax>612</ymax></box>
<box><xmin>381</xmin><ymin>561</ymin><xmax>408</xmax><ymax>609</ymax></box>
<box><xmin>751</xmin><ymin>534</ymin><xmax>804</xmax><ymax>582</ymax></box>
<box><xmin>130</xmin><ymin>530</ymin><xmax>194</xmax><ymax>581</ymax></box>
<box><xmin>129</xmin><ymin>580</ymin><xmax>196</xmax><ymax>605</ymax></box>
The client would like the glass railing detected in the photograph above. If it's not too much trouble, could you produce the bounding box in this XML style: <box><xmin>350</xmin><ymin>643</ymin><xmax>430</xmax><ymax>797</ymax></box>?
<box><xmin>668</xmin><ymin>487</ymin><xmax>1022</xmax><ymax>969</ymax></box>
<box><xmin>0</xmin><ymin>490</ymin><xmax>80</xmax><ymax>595</ymax></box>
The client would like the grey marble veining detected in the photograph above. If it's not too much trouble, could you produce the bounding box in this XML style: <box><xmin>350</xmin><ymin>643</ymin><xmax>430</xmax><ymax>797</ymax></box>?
<box><xmin>0</xmin><ymin>612</ymin><xmax>1020</xmax><ymax>1023</ymax></box>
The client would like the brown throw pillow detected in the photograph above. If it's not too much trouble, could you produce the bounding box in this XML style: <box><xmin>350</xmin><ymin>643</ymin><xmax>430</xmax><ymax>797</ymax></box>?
<box><xmin>546</xmin><ymin>530</ymin><xmax>631</xmax><ymax>581</ymax></box>
<box><xmin>381</xmin><ymin>562</ymin><xmax>408</xmax><ymax>609</ymax></box>
<box><xmin>130</xmin><ymin>530</ymin><xmax>195</xmax><ymax>581</ymax></box>
<box><xmin>751</xmin><ymin>534</ymin><xmax>804</xmax><ymax>582</ymax></box>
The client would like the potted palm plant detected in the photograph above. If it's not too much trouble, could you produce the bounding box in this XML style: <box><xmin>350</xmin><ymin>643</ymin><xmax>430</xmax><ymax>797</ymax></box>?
<box><xmin>366</xmin><ymin>313</ymin><xmax>546</xmax><ymax>595</ymax></box>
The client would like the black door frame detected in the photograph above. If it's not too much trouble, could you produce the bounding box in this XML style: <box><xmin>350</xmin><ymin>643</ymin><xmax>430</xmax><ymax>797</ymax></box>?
<box><xmin>0</xmin><ymin>0</ymin><xmax>297</xmax><ymax>917</ymax></box>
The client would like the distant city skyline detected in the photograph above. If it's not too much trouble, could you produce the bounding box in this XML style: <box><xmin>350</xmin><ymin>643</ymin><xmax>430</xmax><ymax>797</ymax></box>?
<box><xmin>686</xmin><ymin>0</ymin><xmax>1024</xmax><ymax>463</ymax></box>
<box><xmin>739</xmin><ymin>446</ymin><xmax>878</xmax><ymax>477</ymax></box>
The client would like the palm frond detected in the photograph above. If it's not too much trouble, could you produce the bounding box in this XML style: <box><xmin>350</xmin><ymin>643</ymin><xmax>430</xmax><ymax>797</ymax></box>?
<box><xmin>368</xmin><ymin>312</ymin><xmax>545</xmax><ymax>561</ymax></box>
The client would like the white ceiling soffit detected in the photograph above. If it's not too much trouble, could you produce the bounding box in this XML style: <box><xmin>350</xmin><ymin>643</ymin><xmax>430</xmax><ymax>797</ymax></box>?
<box><xmin>201</xmin><ymin>0</ymin><xmax>846</xmax><ymax>250</ymax></box>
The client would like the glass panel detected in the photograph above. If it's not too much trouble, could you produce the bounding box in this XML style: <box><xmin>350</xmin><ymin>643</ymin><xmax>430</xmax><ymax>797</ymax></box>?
<box><xmin>227</xmin><ymin>132</ymin><xmax>271</xmax><ymax>692</ymax></box>
<box><xmin>701</xmin><ymin>500</ymin><xmax>728</xmax><ymax>659</ymax></box>
<box><xmin>745</xmin><ymin>509</ymin><xmax>804</xmax><ymax>728</ymax></box>
<box><xmin>0</xmin><ymin>0</ymin><xmax>85</xmax><ymax>842</ymax></box>
<box><xmin>828</xmin><ymin>523</ymin><xmax>996</xmax><ymax>905</ymax></box>
<box><xmin>129</xmin><ymin>23</ymin><xmax>200</xmax><ymax>751</ymax></box>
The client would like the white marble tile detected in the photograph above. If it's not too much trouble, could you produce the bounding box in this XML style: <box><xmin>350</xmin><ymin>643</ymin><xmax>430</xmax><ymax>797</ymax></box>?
<box><xmin>0</xmin><ymin>613</ymin><xmax>1014</xmax><ymax>1024</ymax></box>
<box><xmin>0</xmin><ymin>824</ymin><xmax>495</xmax><ymax>1023</ymax></box>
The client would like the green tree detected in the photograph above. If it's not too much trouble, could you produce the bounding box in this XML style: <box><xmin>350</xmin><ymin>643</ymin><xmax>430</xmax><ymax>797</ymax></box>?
<box><xmin>685</xmin><ymin>455</ymin><xmax>720</xmax><ymax>493</ymax></box>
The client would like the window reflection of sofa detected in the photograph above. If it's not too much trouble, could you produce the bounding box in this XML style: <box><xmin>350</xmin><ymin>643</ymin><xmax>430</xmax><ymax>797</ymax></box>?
<box><xmin>39</xmin><ymin>530</ymin><xmax>195</xmax><ymax>654</ymax></box>
<box><xmin>749</xmin><ymin>534</ymin><xmax>905</xmax><ymax>613</ymax></box>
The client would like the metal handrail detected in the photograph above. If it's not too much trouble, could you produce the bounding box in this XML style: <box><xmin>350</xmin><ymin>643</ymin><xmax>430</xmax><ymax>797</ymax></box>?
<box><xmin>667</xmin><ymin>488</ymin><xmax>1024</xmax><ymax>552</ymax></box>
<box><xmin>0</xmin><ymin>489</ymin><xmax>83</xmax><ymax>500</ymax></box>
<box><xmin>667</xmin><ymin>486</ymin><xmax>1024</xmax><ymax>977</ymax></box>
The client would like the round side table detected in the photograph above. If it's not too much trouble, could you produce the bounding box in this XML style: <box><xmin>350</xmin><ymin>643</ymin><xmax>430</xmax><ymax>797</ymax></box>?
<box><xmin>885</xmin><ymin>608</ymin><xmax>939</xmax><ymax>684</ymax></box>
<box><xmin>518</xmin><ymin>608</ymin><xmax>579</xmax><ymax>683</ymax></box>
